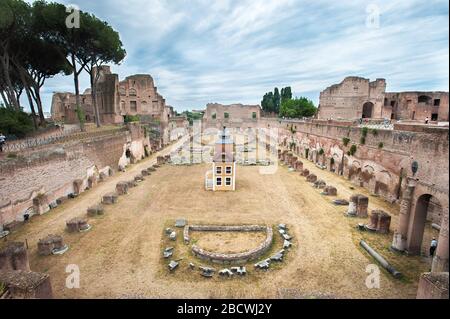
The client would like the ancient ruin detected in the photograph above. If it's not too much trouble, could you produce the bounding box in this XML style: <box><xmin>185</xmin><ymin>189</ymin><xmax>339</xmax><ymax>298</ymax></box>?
<box><xmin>1</xmin><ymin>73</ymin><xmax>448</xmax><ymax>301</ymax></box>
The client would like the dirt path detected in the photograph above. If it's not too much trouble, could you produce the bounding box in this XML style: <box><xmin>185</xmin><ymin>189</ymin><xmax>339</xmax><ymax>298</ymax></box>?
<box><xmin>3</xmin><ymin>141</ymin><xmax>429</xmax><ymax>299</ymax></box>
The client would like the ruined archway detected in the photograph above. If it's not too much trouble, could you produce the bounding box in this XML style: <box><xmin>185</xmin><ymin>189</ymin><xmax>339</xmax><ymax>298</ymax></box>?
<box><xmin>407</xmin><ymin>194</ymin><xmax>442</xmax><ymax>256</ymax></box>
<box><xmin>362</xmin><ymin>102</ymin><xmax>374</xmax><ymax>119</ymax></box>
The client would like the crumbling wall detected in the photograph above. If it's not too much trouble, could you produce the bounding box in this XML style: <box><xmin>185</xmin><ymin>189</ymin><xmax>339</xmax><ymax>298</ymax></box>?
<box><xmin>274</xmin><ymin>119</ymin><xmax>449</xmax><ymax>207</ymax></box>
<box><xmin>0</xmin><ymin>126</ymin><xmax>148</xmax><ymax>226</ymax></box>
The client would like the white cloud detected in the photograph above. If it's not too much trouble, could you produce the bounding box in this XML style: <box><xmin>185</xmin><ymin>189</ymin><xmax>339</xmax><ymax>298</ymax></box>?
<box><xmin>22</xmin><ymin>0</ymin><xmax>449</xmax><ymax>112</ymax></box>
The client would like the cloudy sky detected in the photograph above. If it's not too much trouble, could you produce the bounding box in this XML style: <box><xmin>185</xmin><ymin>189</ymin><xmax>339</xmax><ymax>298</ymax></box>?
<box><xmin>27</xmin><ymin>0</ymin><xmax>449</xmax><ymax>113</ymax></box>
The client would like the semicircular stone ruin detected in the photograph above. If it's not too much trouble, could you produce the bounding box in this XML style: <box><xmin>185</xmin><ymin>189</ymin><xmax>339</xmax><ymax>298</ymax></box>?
<box><xmin>185</xmin><ymin>225</ymin><xmax>274</xmax><ymax>265</ymax></box>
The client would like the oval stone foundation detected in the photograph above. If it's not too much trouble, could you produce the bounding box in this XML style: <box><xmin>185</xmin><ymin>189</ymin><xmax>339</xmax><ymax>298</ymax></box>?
<box><xmin>185</xmin><ymin>225</ymin><xmax>273</xmax><ymax>264</ymax></box>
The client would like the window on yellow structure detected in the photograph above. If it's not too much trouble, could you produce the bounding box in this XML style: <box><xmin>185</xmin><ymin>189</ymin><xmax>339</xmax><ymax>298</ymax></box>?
<box><xmin>225</xmin><ymin>177</ymin><xmax>232</xmax><ymax>186</ymax></box>
<box><xmin>225</xmin><ymin>166</ymin><xmax>232</xmax><ymax>174</ymax></box>
<box><xmin>216</xmin><ymin>166</ymin><xmax>222</xmax><ymax>175</ymax></box>
<box><xmin>216</xmin><ymin>177</ymin><xmax>222</xmax><ymax>186</ymax></box>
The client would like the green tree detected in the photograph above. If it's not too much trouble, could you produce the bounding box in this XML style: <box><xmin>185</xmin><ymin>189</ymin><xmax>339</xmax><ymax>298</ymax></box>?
<box><xmin>0</xmin><ymin>0</ymin><xmax>30</xmax><ymax>110</ymax></box>
<box><xmin>33</xmin><ymin>1</ymin><xmax>92</xmax><ymax>131</ymax></box>
<box><xmin>279</xmin><ymin>97</ymin><xmax>317</xmax><ymax>118</ymax></box>
<box><xmin>0</xmin><ymin>105</ymin><xmax>34</xmax><ymax>138</ymax></box>
<box><xmin>273</xmin><ymin>87</ymin><xmax>280</xmax><ymax>113</ymax></box>
<box><xmin>281</xmin><ymin>86</ymin><xmax>292</xmax><ymax>103</ymax></box>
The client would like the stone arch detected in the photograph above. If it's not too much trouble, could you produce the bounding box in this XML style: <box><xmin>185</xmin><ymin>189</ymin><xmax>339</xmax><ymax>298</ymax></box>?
<box><xmin>362</xmin><ymin>102</ymin><xmax>374</xmax><ymax>118</ymax></box>
<box><xmin>374</xmin><ymin>170</ymin><xmax>391</xmax><ymax>198</ymax></box>
<box><xmin>349</xmin><ymin>161</ymin><xmax>361</xmax><ymax>181</ymax></box>
<box><xmin>407</xmin><ymin>193</ymin><xmax>442</xmax><ymax>256</ymax></box>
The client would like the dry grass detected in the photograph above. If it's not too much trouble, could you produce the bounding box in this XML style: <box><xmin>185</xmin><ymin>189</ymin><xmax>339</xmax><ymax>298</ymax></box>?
<box><xmin>2</xmin><ymin>142</ymin><xmax>432</xmax><ymax>299</ymax></box>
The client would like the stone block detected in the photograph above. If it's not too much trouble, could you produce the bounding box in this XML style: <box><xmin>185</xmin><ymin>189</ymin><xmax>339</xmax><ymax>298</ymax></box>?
<box><xmin>306</xmin><ymin>174</ymin><xmax>317</xmax><ymax>183</ymax></box>
<box><xmin>0</xmin><ymin>242</ymin><xmax>30</xmax><ymax>271</ymax></box>
<box><xmin>115</xmin><ymin>182</ymin><xmax>129</xmax><ymax>196</ymax></box>
<box><xmin>134</xmin><ymin>174</ymin><xmax>144</xmax><ymax>182</ymax></box>
<box><xmin>417</xmin><ymin>272</ymin><xmax>449</xmax><ymax>299</ymax></box>
<box><xmin>102</xmin><ymin>193</ymin><xmax>118</xmax><ymax>205</ymax></box>
<box><xmin>87</xmin><ymin>204</ymin><xmax>104</xmax><ymax>217</ymax></box>
<box><xmin>126</xmin><ymin>180</ymin><xmax>138</xmax><ymax>188</ymax></box>
<box><xmin>99</xmin><ymin>172</ymin><xmax>108</xmax><ymax>182</ymax></box>
<box><xmin>3</xmin><ymin>221</ymin><xmax>22</xmax><ymax>233</ymax></box>
<box><xmin>56</xmin><ymin>196</ymin><xmax>68</xmax><ymax>205</ymax></box>
<box><xmin>37</xmin><ymin>234</ymin><xmax>66</xmax><ymax>256</ymax></box>
<box><xmin>73</xmin><ymin>179</ymin><xmax>84</xmax><ymax>195</ymax></box>
<box><xmin>365</xmin><ymin>210</ymin><xmax>391</xmax><ymax>234</ymax></box>
<box><xmin>66</xmin><ymin>217</ymin><xmax>90</xmax><ymax>233</ymax></box>
<box><xmin>33</xmin><ymin>195</ymin><xmax>49</xmax><ymax>215</ymax></box>
<box><xmin>324</xmin><ymin>186</ymin><xmax>337</xmax><ymax>196</ymax></box>
<box><xmin>314</xmin><ymin>180</ymin><xmax>326</xmax><ymax>189</ymax></box>
<box><xmin>0</xmin><ymin>270</ymin><xmax>53</xmax><ymax>299</ymax></box>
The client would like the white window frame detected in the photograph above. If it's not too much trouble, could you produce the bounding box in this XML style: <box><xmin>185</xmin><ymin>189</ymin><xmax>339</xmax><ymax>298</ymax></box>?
<box><xmin>225</xmin><ymin>177</ymin><xmax>232</xmax><ymax>186</ymax></box>
<box><xmin>216</xmin><ymin>177</ymin><xmax>222</xmax><ymax>186</ymax></box>
<box><xmin>225</xmin><ymin>166</ymin><xmax>232</xmax><ymax>175</ymax></box>
<box><xmin>216</xmin><ymin>166</ymin><xmax>222</xmax><ymax>175</ymax></box>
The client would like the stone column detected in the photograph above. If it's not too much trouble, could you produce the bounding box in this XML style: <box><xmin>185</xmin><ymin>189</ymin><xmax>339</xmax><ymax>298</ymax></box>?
<box><xmin>391</xmin><ymin>179</ymin><xmax>415</xmax><ymax>252</ymax></box>
<box><xmin>432</xmin><ymin>210</ymin><xmax>449</xmax><ymax>272</ymax></box>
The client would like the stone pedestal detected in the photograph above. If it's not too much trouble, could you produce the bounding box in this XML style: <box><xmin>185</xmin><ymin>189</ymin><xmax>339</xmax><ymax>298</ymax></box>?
<box><xmin>306</xmin><ymin>174</ymin><xmax>317</xmax><ymax>183</ymax></box>
<box><xmin>73</xmin><ymin>179</ymin><xmax>84</xmax><ymax>195</ymax></box>
<box><xmin>314</xmin><ymin>180</ymin><xmax>326</xmax><ymax>189</ymax></box>
<box><xmin>99</xmin><ymin>172</ymin><xmax>108</xmax><ymax>182</ymax></box>
<box><xmin>37</xmin><ymin>235</ymin><xmax>66</xmax><ymax>256</ymax></box>
<box><xmin>365</xmin><ymin>210</ymin><xmax>391</xmax><ymax>234</ymax></box>
<box><xmin>0</xmin><ymin>270</ymin><xmax>53</xmax><ymax>299</ymax></box>
<box><xmin>66</xmin><ymin>217</ymin><xmax>90</xmax><ymax>233</ymax></box>
<box><xmin>88</xmin><ymin>175</ymin><xmax>98</xmax><ymax>189</ymax></box>
<box><xmin>347</xmin><ymin>194</ymin><xmax>369</xmax><ymax>218</ymax></box>
<box><xmin>0</xmin><ymin>242</ymin><xmax>30</xmax><ymax>271</ymax></box>
<box><xmin>116</xmin><ymin>182</ymin><xmax>129</xmax><ymax>195</ymax></box>
<box><xmin>127</xmin><ymin>180</ymin><xmax>138</xmax><ymax>188</ymax></box>
<box><xmin>301</xmin><ymin>169</ymin><xmax>309</xmax><ymax>177</ymax></box>
<box><xmin>295</xmin><ymin>160</ymin><xmax>303</xmax><ymax>172</ymax></box>
<box><xmin>142</xmin><ymin>169</ymin><xmax>150</xmax><ymax>176</ymax></box>
<box><xmin>33</xmin><ymin>195</ymin><xmax>49</xmax><ymax>215</ymax></box>
<box><xmin>324</xmin><ymin>186</ymin><xmax>337</xmax><ymax>196</ymax></box>
<box><xmin>356</xmin><ymin>195</ymin><xmax>369</xmax><ymax>218</ymax></box>
<box><xmin>417</xmin><ymin>272</ymin><xmax>449</xmax><ymax>299</ymax></box>
<box><xmin>102</xmin><ymin>193</ymin><xmax>118</xmax><ymax>205</ymax></box>
<box><xmin>87</xmin><ymin>204</ymin><xmax>104</xmax><ymax>217</ymax></box>
<box><xmin>134</xmin><ymin>174</ymin><xmax>144</xmax><ymax>182</ymax></box>
<box><xmin>157</xmin><ymin>156</ymin><xmax>165</xmax><ymax>165</ymax></box>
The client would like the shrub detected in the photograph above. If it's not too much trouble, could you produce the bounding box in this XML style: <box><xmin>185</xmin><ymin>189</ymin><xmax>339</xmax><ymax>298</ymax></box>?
<box><xmin>342</xmin><ymin>137</ymin><xmax>350</xmax><ymax>146</ymax></box>
<box><xmin>124</xmin><ymin>115</ymin><xmax>140</xmax><ymax>123</ymax></box>
<box><xmin>371</xmin><ymin>128</ymin><xmax>378</xmax><ymax>136</ymax></box>
<box><xmin>378</xmin><ymin>142</ymin><xmax>384</xmax><ymax>149</ymax></box>
<box><xmin>360</xmin><ymin>137</ymin><xmax>366</xmax><ymax>145</ymax></box>
<box><xmin>75</xmin><ymin>105</ymin><xmax>85</xmax><ymax>126</ymax></box>
<box><xmin>305</xmin><ymin>148</ymin><xmax>309</xmax><ymax>158</ymax></box>
<box><xmin>0</xmin><ymin>107</ymin><xmax>34</xmax><ymax>138</ymax></box>
<box><xmin>361</xmin><ymin>127</ymin><xmax>369</xmax><ymax>138</ymax></box>
<box><xmin>349</xmin><ymin>144</ymin><xmax>357</xmax><ymax>156</ymax></box>
<box><xmin>319</xmin><ymin>148</ymin><xmax>324</xmax><ymax>155</ymax></box>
